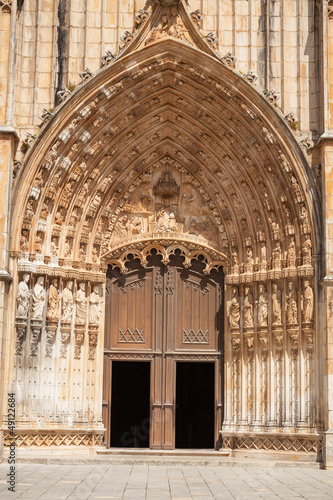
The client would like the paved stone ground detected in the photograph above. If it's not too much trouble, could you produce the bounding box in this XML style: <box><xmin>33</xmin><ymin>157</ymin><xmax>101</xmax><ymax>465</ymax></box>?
<box><xmin>1</xmin><ymin>463</ymin><xmax>333</xmax><ymax>500</ymax></box>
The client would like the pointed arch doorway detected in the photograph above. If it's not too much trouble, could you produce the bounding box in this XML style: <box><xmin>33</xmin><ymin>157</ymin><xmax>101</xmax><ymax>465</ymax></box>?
<box><xmin>102</xmin><ymin>252</ymin><xmax>224</xmax><ymax>449</ymax></box>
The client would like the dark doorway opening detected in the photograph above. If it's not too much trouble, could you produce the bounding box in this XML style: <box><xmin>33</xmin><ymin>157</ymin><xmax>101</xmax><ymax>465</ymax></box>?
<box><xmin>176</xmin><ymin>362</ymin><xmax>215</xmax><ymax>449</ymax></box>
<box><xmin>111</xmin><ymin>361</ymin><xmax>150</xmax><ymax>448</ymax></box>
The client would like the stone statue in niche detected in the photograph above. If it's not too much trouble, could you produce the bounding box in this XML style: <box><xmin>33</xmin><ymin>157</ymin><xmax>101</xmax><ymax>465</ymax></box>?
<box><xmin>31</xmin><ymin>276</ymin><xmax>46</xmax><ymax>319</ymax></box>
<box><xmin>79</xmin><ymin>245</ymin><xmax>86</xmax><ymax>262</ymax></box>
<box><xmin>228</xmin><ymin>287</ymin><xmax>240</xmax><ymax>328</ymax></box>
<box><xmin>46</xmin><ymin>279</ymin><xmax>60</xmax><ymax>321</ymax></box>
<box><xmin>286</xmin><ymin>281</ymin><xmax>298</xmax><ymax>324</ymax></box>
<box><xmin>20</xmin><ymin>231</ymin><xmax>29</xmax><ymax>251</ymax></box>
<box><xmin>16</xmin><ymin>274</ymin><xmax>30</xmax><ymax>318</ymax></box>
<box><xmin>302</xmin><ymin>236</ymin><xmax>312</xmax><ymax>266</ymax></box>
<box><xmin>54</xmin><ymin>210</ymin><xmax>64</xmax><ymax>226</ymax></box>
<box><xmin>75</xmin><ymin>283</ymin><xmax>87</xmax><ymax>325</ymax></box>
<box><xmin>40</xmin><ymin>203</ymin><xmax>48</xmax><ymax>220</ymax></box>
<box><xmin>34</xmin><ymin>233</ymin><xmax>43</xmax><ymax>254</ymax></box>
<box><xmin>258</xmin><ymin>284</ymin><xmax>268</xmax><ymax>327</ymax></box>
<box><xmin>291</xmin><ymin>176</ymin><xmax>303</xmax><ymax>203</ymax></box>
<box><xmin>89</xmin><ymin>285</ymin><xmax>102</xmax><ymax>325</ymax></box>
<box><xmin>50</xmin><ymin>238</ymin><xmax>58</xmax><ymax>256</ymax></box>
<box><xmin>300</xmin><ymin>205</ymin><xmax>310</xmax><ymax>235</ymax></box>
<box><xmin>302</xmin><ymin>280</ymin><xmax>314</xmax><ymax>323</ymax></box>
<box><xmin>62</xmin><ymin>281</ymin><xmax>74</xmax><ymax>323</ymax></box>
<box><xmin>272</xmin><ymin>284</ymin><xmax>282</xmax><ymax>325</ymax></box>
<box><xmin>92</xmin><ymin>246</ymin><xmax>99</xmax><ymax>263</ymax></box>
<box><xmin>287</xmin><ymin>237</ymin><xmax>296</xmax><ymax>268</ymax></box>
<box><xmin>64</xmin><ymin>239</ymin><xmax>71</xmax><ymax>258</ymax></box>
<box><xmin>245</xmin><ymin>247</ymin><xmax>254</xmax><ymax>272</ymax></box>
<box><xmin>243</xmin><ymin>287</ymin><xmax>254</xmax><ymax>328</ymax></box>
<box><xmin>272</xmin><ymin>241</ymin><xmax>282</xmax><ymax>269</ymax></box>
<box><xmin>24</xmin><ymin>200</ymin><xmax>34</xmax><ymax>221</ymax></box>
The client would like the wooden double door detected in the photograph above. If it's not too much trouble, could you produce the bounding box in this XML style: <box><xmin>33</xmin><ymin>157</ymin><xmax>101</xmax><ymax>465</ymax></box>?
<box><xmin>103</xmin><ymin>253</ymin><xmax>224</xmax><ymax>449</ymax></box>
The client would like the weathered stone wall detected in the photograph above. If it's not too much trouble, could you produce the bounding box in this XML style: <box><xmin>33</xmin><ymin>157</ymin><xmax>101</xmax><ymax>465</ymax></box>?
<box><xmin>13</xmin><ymin>0</ymin><xmax>319</xmax><ymax>137</ymax></box>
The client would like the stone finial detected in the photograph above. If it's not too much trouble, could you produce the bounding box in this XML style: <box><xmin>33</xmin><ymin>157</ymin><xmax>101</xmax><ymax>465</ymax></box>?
<box><xmin>204</xmin><ymin>32</ymin><xmax>218</xmax><ymax>50</ymax></box>
<box><xmin>79</xmin><ymin>67</ymin><xmax>93</xmax><ymax>82</ymax></box>
<box><xmin>190</xmin><ymin>10</ymin><xmax>203</xmax><ymax>28</ymax></box>
<box><xmin>101</xmin><ymin>50</ymin><xmax>115</xmax><ymax>67</ymax></box>
<box><xmin>57</xmin><ymin>87</ymin><xmax>72</xmax><ymax>102</ymax></box>
<box><xmin>221</xmin><ymin>52</ymin><xmax>237</xmax><ymax>68</ymax></box>
<box><xmin>245</xmin><ymin>69</ymin><xmax>258</xmax><ymax>83</ymax></box>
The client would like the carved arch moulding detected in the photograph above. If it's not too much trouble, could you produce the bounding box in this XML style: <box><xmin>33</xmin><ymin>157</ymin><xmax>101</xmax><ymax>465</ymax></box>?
<box><xmin>8</xmin><ymin>0</ymin><xmax>322</xmax><ymax>449</ymax></box>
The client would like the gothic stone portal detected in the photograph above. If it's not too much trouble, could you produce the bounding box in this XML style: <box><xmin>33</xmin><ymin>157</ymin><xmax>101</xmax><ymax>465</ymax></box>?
<box><xmin>103</xmin><ymin>254</ymin><xmax>224</xmax><ymax>449</ymax></box>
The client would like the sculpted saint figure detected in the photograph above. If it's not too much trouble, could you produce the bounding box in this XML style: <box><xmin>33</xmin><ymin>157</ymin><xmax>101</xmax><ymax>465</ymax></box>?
<box><xmin>47</xmin><ymin>279</ymin><xmax>60</xmax><ymax>321</ymax></box>
<box><xmin>286</xmin><ymin>281</ymin><xmax>298</xmax><ymax>324</ymax></box>
<box><xmin>302</xmin><ymin>280</ymin><xmax>314</xmax><ymax>323</ymax></box>
<box><xmin>89</xmin><ymin>285</ymin><xmax>102</xmax><ymax>325</ymax></box>
<box><xmin>258</xmin><ymin>284</ymin><xmax>268</xmax><ymax>327</ymax></box>
<box><xmin>243</xmin><ymin>287</ymin><xmax>254</xmax><ymax>328</ymax></box>
<box><xmin>31</xmin><ymin>276</ymin><xmax>46</xmax><ymax>319</ymax></box>
<box><xmin>75</xmin><ymin>282</ymin><xmax>87</xmax><ymax>324</ymax></box>
<box><xmin>272</xmin><ymin>284</ymin><xmax>282</xmax><ymax>325</ymax></box>
<box><xmin>228</xmin><ymin>287</ymin><xmax>240</xmax><ymax>328</ymax></box>
<box><xmin>287</xmin><ymin>237</ymin><xmax>296</xmax><ymax>267</ymax></box>
<box><xmin>62</xmin><ymin>281</ymin><xmax>74</xmax><ymax>322</ymax></box>
<box><xmin>16</xmin><ymin>273</ymin><xmax>30</xmax><ymax>318</ymax></box>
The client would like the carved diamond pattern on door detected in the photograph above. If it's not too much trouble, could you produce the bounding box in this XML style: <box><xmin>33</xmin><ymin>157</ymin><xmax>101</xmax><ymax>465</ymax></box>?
<box><xmin>103</xmin><ymin>254</ymin><xmax>224</xmax><ymax>449</ymax></box>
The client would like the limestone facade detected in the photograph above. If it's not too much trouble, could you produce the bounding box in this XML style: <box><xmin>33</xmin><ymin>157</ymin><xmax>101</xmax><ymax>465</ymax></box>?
<box><xmin>0</xmin><ymin>0</ymin><xmax>333</xmax><ymax>466</ymax></box>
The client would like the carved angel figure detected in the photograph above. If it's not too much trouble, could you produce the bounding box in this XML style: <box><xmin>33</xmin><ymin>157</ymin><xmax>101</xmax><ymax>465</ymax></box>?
<box><xmin>31</xmin><ymin>276</ymin><xmax>46</xmax><ymax>319</ymax></box>
<box><xmin>258</xmin><ymin>284</ymin><xmax>268</xmax><ymax>327</ymax></box>
<box><xmin>272</xmin><ymin>284</ymin><xmax>282</xmax><ymax>325</ymax></box>
<box><xmin>243</xmin><ymin>287</ymin><xmax>254</xmax><ymax>328</ymax></box>
<box><xmin>89</xmin><ymin>285</ymin><xmax>102</xmax><ymax>325</ymax></box>
<box><xmin>228</xmin><ymin>288</ymin><xmax>240</xmax><ymax>328</ymax></box>
<box><xmin>16</xmin><ymin>274</ymin><xmax>30</xmax><ymax>318</ymax></box>
<box><xmin>302</xmin><ymin>280</ymin><xmax>314</xmax><ymax>323</ymax></box>
<box><xmin>286</xmin><ymin>281</ymin><xmax>298</xmax><ymax>324</ymax></box>
<box><xmin>47</xmin><ymin>279</ymin><xmax>60</xmax><ymax>321</ymax></box>
<box><xmin>62</xmin><ymin>281</ymin><xmax>74</xmax><ymax>322</ymax></box>
<box><xmin>75</xmin><ymin>283</ymin><xmax>87</xmax><ymax>325</ymax></box>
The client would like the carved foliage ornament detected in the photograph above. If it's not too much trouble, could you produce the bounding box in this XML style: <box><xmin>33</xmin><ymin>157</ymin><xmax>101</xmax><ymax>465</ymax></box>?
<box><xmin>329</xmin><ymin>0</ymin><xmax>333</xmax><ymax>20</ymax></box>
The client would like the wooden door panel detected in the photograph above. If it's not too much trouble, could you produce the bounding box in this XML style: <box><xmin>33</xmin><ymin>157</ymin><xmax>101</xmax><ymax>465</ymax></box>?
<box><xmin>108</xmin><ymin>272</ymin><xmax>154</xmax><ymax>350</ymax></box>
<box><xmin>103</xmin><ymin>256</ymin><xmax>224</xmax><ymax>449</ymax></box>
<box><xmin>175</xmin><ymin>271</ymin><xmax>221</xmax><ymax>350</ymax></box>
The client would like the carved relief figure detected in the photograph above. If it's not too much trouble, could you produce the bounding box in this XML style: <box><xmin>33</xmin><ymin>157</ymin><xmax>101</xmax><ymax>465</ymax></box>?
<box><xmin>40</xmin><ymin>203</ymin><xmax>48</xmax><ymax>220</ymax></box>
<box><xmin>75</xmin><ymin>283</ymin><xmax>87</xmax><ymax>325</ymax></box>
<box><xmin>62</xmin><ymin>281</ymin><xmax>74</xmax><ymax>322</ymax></box>
<box><xmin>200</xmin><ymin>217</ymin><xmax>218</xmax><ymax>242</ymax></box>
<box><xmin>287</xmin><ymin>237</ymin><xmax>296</xmax><ymax>267</ymax></box>
<box><xmin>302</xmin><ymin>236</ymin><xmax>312</xmax><ymax>265</ymax></box>
<box><xmin>16</xmin><ymin>274</ymin><xmax>30</xmax><ymax>318</ymax></box>
<box><xmin>64</xmin><ymin>239</ymin><xmax>71</xmax><ymax>258</ymax></box>
<box><xmin>302</xmin><ymin>280</ymin><xmax>314</xmax><ymax>323</ymax></box>
<box><xmin>34</xmin><ymin>233</ymin><xmax>43</xmax><ymax>254</ymax></box>
<box><xmin>47</xmin><ymin>279</ymin><xmax>60</xmax><ymax>321</ymax></box>
<box><xmin>228</xmin><ymin>287</ymin><xmax>240</xmax><ymax>328</ymax></box>
<box><xmin>286</xmin><ymin>281</ymin><xmax>298</xmax><ymax>324</ymax></box>
<box><xmin>258</xmin><ymin>284</ymin><xmax>268</xmax><ymax>327</ymax></box>
<box><xmin>243</xmin><ymin>287</ymin><xmax>254</xmax><ymax>327</ymax></box>
<box><xmin>50</xmin><ymin>238</ymin><xmax>58</xmax><ymax>256</ymax></box>
<box><xmin>272</xmin><ymin>284</ymin><xmax>282</xmax><ymax>325</ymax></box>
<box><xmin>89</xmin><ymin>285</ymin><xmax>102</xmax><ymax>325</ymax></box>
<box><xmin>31</xmin><ymin>276</ymin><xmax>46</xmax><ymax>319</ymax></box>
<box><xmin>20</xmin><ymin>231</ymin><xmax>29</xmax><ymax>251</ymax></box>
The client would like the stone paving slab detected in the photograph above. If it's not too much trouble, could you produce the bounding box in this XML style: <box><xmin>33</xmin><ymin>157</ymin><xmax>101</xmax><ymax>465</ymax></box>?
<box><xmin>1</xmin><ymin>464</ymin><xmax>333</xmax><ymax>499</ymax></box>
